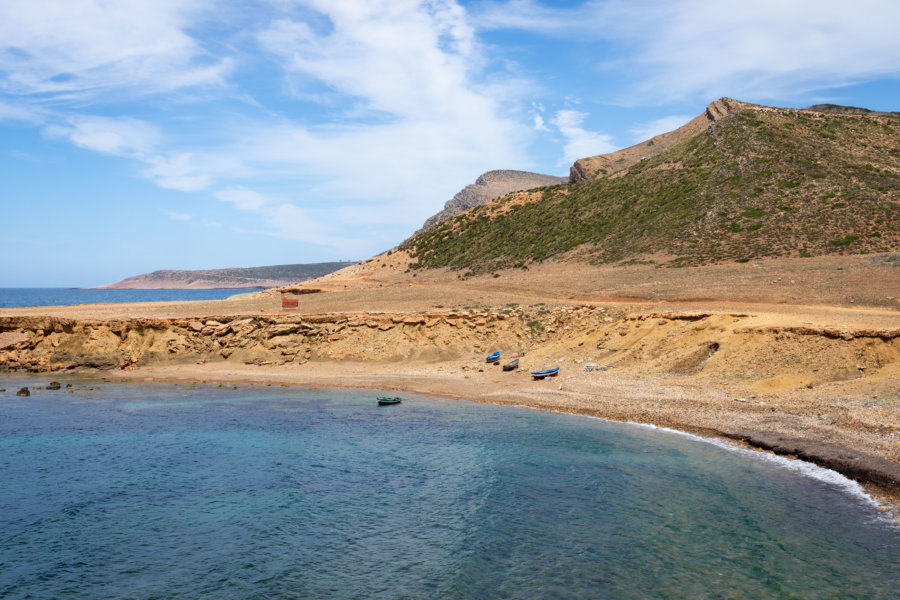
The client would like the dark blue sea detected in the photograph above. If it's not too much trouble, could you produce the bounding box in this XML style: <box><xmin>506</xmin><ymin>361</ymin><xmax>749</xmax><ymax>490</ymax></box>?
<box><xmin>2</xmin><ymin>377</ymin><xmax>899</xmax><ymax>599</ymax></box>
<box><xmin>0</xmin><ymin>288</ymin><xmax>256</xmax><ymax>308</ymax></box>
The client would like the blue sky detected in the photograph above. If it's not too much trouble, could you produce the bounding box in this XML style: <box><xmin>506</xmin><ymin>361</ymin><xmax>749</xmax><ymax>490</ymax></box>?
<box><xmin>2</xmin><ymin>0</ymin><xmax>899</xmax><ymax>286</ymax></box>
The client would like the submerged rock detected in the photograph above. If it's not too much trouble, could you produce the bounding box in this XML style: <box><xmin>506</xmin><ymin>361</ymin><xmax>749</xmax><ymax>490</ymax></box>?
<box><xmin>16</xmin><ymin>387</ymin><xmax>30</xmax><ymax>397</ymax></box>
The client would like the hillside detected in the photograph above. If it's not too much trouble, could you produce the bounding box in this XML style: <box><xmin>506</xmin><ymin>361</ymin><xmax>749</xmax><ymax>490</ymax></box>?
<box><xmin>419</xmin><ymin>169</ymin><xmax>566</xmax><ymax>232</ymax></box>
<box><xmin>95</xmin><ymin>262</ymin><xmax>354</xmax><ymax>289</ymax></box>
<box><xmin>569</xmin><ymin>97</ymin><xmax>748</xmax><ymax>183</ymax></box>
<box><xmin>401</xmin><ymin>99</ymin><xmax>900</xmax><ymax>272</ymax></box>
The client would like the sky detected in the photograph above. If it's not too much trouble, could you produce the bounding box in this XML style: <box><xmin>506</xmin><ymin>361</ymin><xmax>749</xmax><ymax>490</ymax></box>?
<box><xmin>2</xmin><ymin>0</ymin><xmax>899</xmax><ymax>286</ymax></box>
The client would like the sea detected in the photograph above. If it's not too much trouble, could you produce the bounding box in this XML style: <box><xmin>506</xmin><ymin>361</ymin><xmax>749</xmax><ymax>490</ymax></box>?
<box><xmin>1</xmin><ymin>377</ymin><xmax>898</xmax><ymax>599</ymax></box>
<box><xmin>0</xmin><ymin>288</ymin><xmax>256</xmax><ymax>309</ymax></box>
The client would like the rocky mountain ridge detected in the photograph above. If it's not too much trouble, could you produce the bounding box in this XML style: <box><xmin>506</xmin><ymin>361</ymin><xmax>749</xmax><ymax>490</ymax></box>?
<box><xmin>569</xmin><ymin>97</ymin><xmax>751</xmax><ymax>183</ymax></box>
<box><xmin>419</xmin><ymin>169</ymin><xmax>566</xmax><ymax>232</ymax></box>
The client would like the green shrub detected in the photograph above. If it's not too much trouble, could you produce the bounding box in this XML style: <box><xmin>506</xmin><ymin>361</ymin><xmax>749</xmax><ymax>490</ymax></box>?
<box><xmin>830</xmin><ymin>235</ymin><xmax>860</xmax><ymax>247</ymax></box>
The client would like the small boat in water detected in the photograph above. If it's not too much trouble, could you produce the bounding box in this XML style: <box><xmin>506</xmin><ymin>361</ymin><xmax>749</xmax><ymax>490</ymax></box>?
<box><xmin>485</xmin><ymin>351</ymin><xmax>500</xmax><ymax>363</ymax></box>
<box><xmin>531</xmin><ymin>366</ymin><xmax>560</xmax><ymax>380</ymax></box>
<box><xmin>502</xmin><ymin>358</ymin><xmax>519</xmax><ymax>372</ymax></box>
<box><xmin>377</xmin><ymin>396</ymin><xmax>403</xmax><ymax>406</ymax></box>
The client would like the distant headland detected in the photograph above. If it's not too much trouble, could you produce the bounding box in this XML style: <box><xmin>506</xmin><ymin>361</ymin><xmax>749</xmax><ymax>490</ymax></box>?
<box><xmin>90</xmin><ymin>261</ymin><xmax>354</xmax><ymax>289</ymax></box>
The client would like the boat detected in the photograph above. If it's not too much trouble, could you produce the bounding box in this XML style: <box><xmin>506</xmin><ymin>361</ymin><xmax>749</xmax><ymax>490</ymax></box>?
<box><xmin>530</xmin><ymin>366</ymin><xmax>560</xmax><ymax>380</ymax></box>
<box><xmin>502</xmin><ymin>358</ymin><xmax>519</xmax><ymax>372</ymax></box>
<box><xmin>485</xmin><ymin>351</ymin><xmax>500</xmax><ymax>363</ymax></box>
<box><xmin>377</xmin><ymin>396</ymin><xmax>403</xmax><ymax>406</ymax></box>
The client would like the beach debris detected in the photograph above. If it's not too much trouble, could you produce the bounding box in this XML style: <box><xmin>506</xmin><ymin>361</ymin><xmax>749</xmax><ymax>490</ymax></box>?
<box><xmin>16</xmin><ymin>387</ymin><xmax>30</xmax><ymax>397</ymax></box>
<box><xmin>599</xmin><ymin>366</ymin><xmax>611</xmax><ymax>371</ymax></box>
<box><xmin>583</xmin><ymin>363</ymin><xmax>597</xmax><ymax>372</ymax></box>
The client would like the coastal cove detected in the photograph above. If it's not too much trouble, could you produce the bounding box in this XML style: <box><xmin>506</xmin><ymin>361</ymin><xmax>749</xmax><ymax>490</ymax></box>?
<box><xmin>2</xmin><ymin>377</ymin><xmax>899</xmax><ymax>599</ymax></box>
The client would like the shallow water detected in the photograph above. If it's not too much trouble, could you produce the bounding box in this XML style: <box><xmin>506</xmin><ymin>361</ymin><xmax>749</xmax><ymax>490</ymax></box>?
<box><xmin>1</xmin><ymin>378</ymin><xmax>898</xmax><ymax>599</ymax></box>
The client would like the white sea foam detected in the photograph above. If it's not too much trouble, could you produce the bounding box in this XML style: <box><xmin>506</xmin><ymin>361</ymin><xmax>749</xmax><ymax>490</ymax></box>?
<box><xmin>619</xmin><ymin>419</ymin><xmax>890</xmax><ymax>512</ymax></box>
<box><xmin>524</xmin><ymin>405</ymin><xmax>889</xmax><ymax>509</ymax></box>
<box><xmin>491</xmin><ymin>403</ymin><xmax>896</xmax><ymax>526</ymax></box>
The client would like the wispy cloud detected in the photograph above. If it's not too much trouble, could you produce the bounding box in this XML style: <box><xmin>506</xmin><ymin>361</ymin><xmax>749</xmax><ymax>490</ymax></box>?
<box><xmin>163</xmin><ymin>210</ymin><xmax>193</xmax><ymax>221</ymax></box>
<box><xmin>0</xmin><ymin>0</ymin><xmax>231</xmax><ymax>100</ymax></box>
<box><xmin>142</xmin><ymin>153</ymin><xmax>210</xmax><ymax>192</ymax></box>
<box><xmin>476</xmin><ymin>0</ymin><xmax>900</xmax><ymax>102</ymax></box>
<box><xmin>42</xmin><ymin>115</ymin><xmax>211</xmax><ymax>191</ymax></box>
<box><xmin>0</xmin><ymin>99</ymin><xmax>43</xmax><ymax>123</ymax></box>
<box><xmin>552</xmin><ymin>109</ymin><xmax>616</xmax><ymax>165</ymax></box>
<box><xmin>213</xmin><ymin>187</ymin><xmax>268</xmax><ymax>211</ymax></box>
<box><xmin>628</xmin><ymin>115</ymin><xmax>691</xmax><ymax>143</ymax></box>
<box><xmin>2</xmin><ymin>0</ymin><xmax>532</xmax><ymax>254</ymax></box>
<box><xmin>43</xmin><ymin>116</ymin><xmax>161</xmax><ymax>155</ymax></box>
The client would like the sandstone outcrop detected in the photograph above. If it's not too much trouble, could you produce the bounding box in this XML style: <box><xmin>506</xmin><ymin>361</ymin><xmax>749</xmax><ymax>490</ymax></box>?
<box><xmin>2</xmin><ymin>308</ymin><xmax>897</xmax><ymax>391</ymax></box>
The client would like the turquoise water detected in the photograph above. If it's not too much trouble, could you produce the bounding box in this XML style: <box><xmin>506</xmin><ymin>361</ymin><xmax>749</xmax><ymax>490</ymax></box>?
<box><xmin>0</xmin><ymin>288</ymin><xmax>254</xmax><ymax>308</ymax></box>
<box><xmin>1</xmin><ymin>378</ymin><xmax>898</xmax><ymax>599</ymax></box>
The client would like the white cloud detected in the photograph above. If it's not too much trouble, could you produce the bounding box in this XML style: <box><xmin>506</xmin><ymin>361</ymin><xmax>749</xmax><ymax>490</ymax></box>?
<box><xmin>43</xmin><ymin>115</ymin><xmax>211</xmax><ymax>191</ymax></box>
<box><xmin>476</xmin><ymin>0</ymin><xmax>900</xmax><ymax>102</ymax></box>
<box><xmin>164</xmin><ymin>211</ymin><xmax>193</xmax><ymax>221</ymax></box>
<box><xmin>43</xmin><ymin>116</ymin><xmax>160</xmax><ymax>155</ymax></box>
<box><xmin>142</xmin><ymin>153</ymin><xmax>211</xmax><ymax>191</ymax></box>
<box><xmin>1</xmin><ymin>0</ymin><xmax>534</xmax><ymax>254</ymax></box>
<box><xmin>552</xmin><ymin>109</ymin><xmax>616</xmax><ymax>165</ymax></box>
<box><xmin>628</xmin><ymin>115</ymin><xmax>691</xmax><ymax>143</ymax></box>
<box><xmin>0</xmin><ymin>0</ymin><xmax>231</xmax><ymax>99</ymax></box>
<box><xmin>533</xmin><ymin>113</ymin><xmax>549</xmax><ymax>131</ymax></box>
<box><xmin>206</xmin><ymin>184</ymin><xmax>380</xmax><ymax>256</ymax></box>
<box><xmin>0</xmin><ymin>100</ymin><xmax>42</xmax><ymax>123</ymax></box>
<box><xmin>257</xmin><ymin>1</ymin><xmax>481</xmax><ymax>121</ymax></box>
<box><xmin>213</xmin><ymin>187</ymin><xmax>269</xmax><ymax>211</ymax></box>
<box><xmin>239</xmin><ymin>0</ymin><xmax>528</xmax><ymax>225</ymax></box>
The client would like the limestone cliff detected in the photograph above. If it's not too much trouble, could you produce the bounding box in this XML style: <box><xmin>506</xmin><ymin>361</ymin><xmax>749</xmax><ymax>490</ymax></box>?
<box><xmin>569</xmin><ymin>98</ymin><xmax>751</xmax><ymax>183</ymax></box>
<box><xmin>419</xmin><ymin>170</ymin><xmax>566</xmax><ymax>232</ymax></box>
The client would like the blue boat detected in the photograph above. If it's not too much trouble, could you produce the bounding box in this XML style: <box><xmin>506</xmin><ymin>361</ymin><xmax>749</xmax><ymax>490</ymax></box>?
<box><xmin>377</xmin><ymin>396</ymin><xmax>403</xmax><ymax>406</ymax></box>
<box><xmin>531</xmin><ymin>366</ymin><xmax>560</xmax><ymax>380</ymax></box>
<box><xmin>485</xmin><ymin>351</ymin><xmax>500</xmax><ymax>363</ymax></box>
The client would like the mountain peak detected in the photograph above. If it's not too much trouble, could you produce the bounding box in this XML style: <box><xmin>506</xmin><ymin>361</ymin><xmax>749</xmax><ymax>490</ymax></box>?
<box><xmin>570</xmin><ymin>97</ymin><xmax>752</xmax><ymax>183</ymax></box>
<box><xmin>418</xmin><ymin>169</ymin><xmax>566</xmax><ymax>232</ymax></box>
